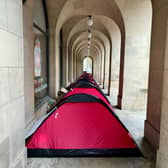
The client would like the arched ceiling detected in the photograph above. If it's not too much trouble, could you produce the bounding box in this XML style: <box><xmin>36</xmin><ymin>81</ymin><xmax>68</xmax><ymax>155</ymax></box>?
<box><xmin>63</xmin><ymin>16</ymin><xmax>111</xmax><ymax>45</ymax></box>
<box><xmin>70</xmin><ymin>32</ymin><xmax>109</xmax><ymax>65</ymax></box>
<box><xmin>46</xmin><ymin>0</ymin><xmax>125</xmax><ymax>46</ymax></box>
<box><xmin>72</xmin><ymin>33</ymin><xmax>107</xmax><ymax>55</ymax></box>
<box><xmin>76</xmin><ymin>43</ymin><xmax>101</xmax><ymax>60</ymax></box>
<box><xmin>69</xmin><ymin>31</ymin><xmax>108</xmax><ymax>56</ymax></box>
<box><xmin>46</xmin><ymin>0</ymin><xmax>125</xmax><ymax>78</ymax></box>
<box><xmin>55</xmin><ymin>0</ymin><xmax>125</xmax><ymax>31</ymax></box>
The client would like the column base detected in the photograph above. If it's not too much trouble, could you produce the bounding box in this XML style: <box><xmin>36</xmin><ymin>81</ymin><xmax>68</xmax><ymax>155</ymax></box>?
<box><xmin>156</xmin><ymin>150</ymin><xmax>168</xmax><ymax>168</ymax></box>
<box><xmin>144</xmin><ymin>120</ymin><xmax>160</xmax><ymax>150</ymax></box>
<box><xmin>117</xmin><ymin>95</ymin><xmax>122</xmax><ymax>109</ymax></box>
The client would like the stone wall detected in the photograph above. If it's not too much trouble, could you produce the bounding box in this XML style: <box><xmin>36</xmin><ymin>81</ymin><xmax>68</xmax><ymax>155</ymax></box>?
<box><xmin>0</xmin><ymin>0</ymin><xmax>25</xmax><ymax>167</ymax></box>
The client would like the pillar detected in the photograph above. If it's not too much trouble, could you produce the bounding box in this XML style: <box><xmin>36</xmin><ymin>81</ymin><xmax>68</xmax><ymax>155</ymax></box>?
<box><xmin>155</xmin><ymin>1</ymin><xmax>168</xmax><ymax>167</ymax></box>
<box><xmin>145</xmin><ymin>0</ymin><xmax>168</xmax><ymax>150</ymax></box>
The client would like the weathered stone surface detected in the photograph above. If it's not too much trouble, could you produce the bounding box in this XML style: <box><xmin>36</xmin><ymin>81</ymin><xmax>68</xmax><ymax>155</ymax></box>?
<box><xmin>0</xmin><ymin>0</ymin><xmax>25</xmax><ymax>168</ymax></box>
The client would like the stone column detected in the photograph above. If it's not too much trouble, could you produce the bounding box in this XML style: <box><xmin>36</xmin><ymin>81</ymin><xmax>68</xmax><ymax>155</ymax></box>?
<box><xmin>108</xmin><ymin>44</ymin><xmax>112</xmax><ymax>95</ymax></box>
<box><xmin>145</xmin><ymin>1</ymin><xmax>168</xmax><ymax>150</ymax></box>
<box><xmin>157</xmin><ymin>66</ymin><xmax>168</xmax><ymax>167</ymax></box>
<box><xmin>23</xmin><ymin>0</ymin><xmax>35</xmax><ymax>125</ymax></box>
<box><xmin>155</xmin><ymin>2</ymin><xmax>168</xmax><ymax>167</ymax></box>
<box><xmin>122</xmin><ymin>0</ymin><xmax>152</xmax><ymax>110</ymax></box>
<box><xmin>117</xmin><ymin>35</ymin><xmax>125</xmax><ymax>109</ymax></box>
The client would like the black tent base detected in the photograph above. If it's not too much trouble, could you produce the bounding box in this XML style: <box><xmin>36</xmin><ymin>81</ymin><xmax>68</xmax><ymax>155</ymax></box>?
<box><xmin>27</xmin><ymin>148</ymin><xmax>143</xmax><ymax>158</ymax></box>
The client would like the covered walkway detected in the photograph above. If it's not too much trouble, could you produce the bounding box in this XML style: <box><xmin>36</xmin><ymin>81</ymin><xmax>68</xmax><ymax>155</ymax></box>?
<box><xmin>1</xmin><ymin>0</ymin><xmax>168</xmax><ymax>168</ymax></box>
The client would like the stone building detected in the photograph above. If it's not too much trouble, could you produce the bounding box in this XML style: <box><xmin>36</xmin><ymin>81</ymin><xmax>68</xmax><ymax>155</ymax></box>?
<box><xmin>0</xmin><ymin>0</ymin><xmax>168</xmax><ymax>167</ymax></box>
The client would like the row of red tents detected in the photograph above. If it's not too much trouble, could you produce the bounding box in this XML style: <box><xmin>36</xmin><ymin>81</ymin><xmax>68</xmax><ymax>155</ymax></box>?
<box><xmin>26</xmin><ymin>72</ymin><xmax>142</xmax><ymax>157</ymax></box>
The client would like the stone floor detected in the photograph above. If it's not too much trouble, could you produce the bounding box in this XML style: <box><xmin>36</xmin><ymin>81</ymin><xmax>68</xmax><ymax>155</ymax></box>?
<box><xmin>27</xmin><ymin>107</ymin><xmax>155</xmax><ymax>168</ymax></box>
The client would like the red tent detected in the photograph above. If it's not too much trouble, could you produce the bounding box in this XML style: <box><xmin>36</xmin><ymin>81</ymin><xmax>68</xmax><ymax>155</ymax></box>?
<box><xmin>66</xmin><ymin>73</ymin><xmax>98</xmax><ymax>90</ymax></box>
<box><xmin>26</xmin><ymin>92</ymin><xmax>141</xmax><ymax>157</ymax></box>
<box><xmin>64</xmin><ymin>87</ymin><xmax>112</xmax><ymax>108</ymax></box>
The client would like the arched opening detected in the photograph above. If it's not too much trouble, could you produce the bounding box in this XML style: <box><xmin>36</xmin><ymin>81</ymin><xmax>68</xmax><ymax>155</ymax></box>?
<box><xmin>49</xmin><ymin>0</ymin><xmax>153</xmax><ymax>156</ymax></box>
<box><xmin>83</xmin><ymin>56</ymin><xmax>93</xmax><ymax>74</ymax></box>
<box><xmin>50</xmin><ymin>0</ymin><xmax>152</xmax><ymax>146</ymax></box>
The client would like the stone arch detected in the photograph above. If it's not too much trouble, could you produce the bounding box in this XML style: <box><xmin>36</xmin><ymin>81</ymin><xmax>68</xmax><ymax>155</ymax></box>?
<box><xmin>82</xmin><ymin>56</ymin><xmax>94</xmax><ymax>74</ymax></box>
<box><xmin>47</xmin><ymin>0</ymin><xmax>125</xmax><ymax>96</ymax></box>
<box><xmin>71</xmin><ymin>31</ymin><xmax>110</xmax><ymax>85</ymax></box>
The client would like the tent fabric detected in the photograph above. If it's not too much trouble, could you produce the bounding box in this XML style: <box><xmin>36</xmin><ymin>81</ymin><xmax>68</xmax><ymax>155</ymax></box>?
<box><xmin>74</xmin><ymin>81</ymin><xmax>98</xmax><ymax>88</ymax></box>
<box><xmin>64</xmin><ymin>88</ymin><xmax>112</xmax><ymax>108</ymax></box>
<box><xmin>26</xmin><ymin>73</ymin><xmax>142</xmax><ymax>157</ymax></box>
<box><xmin>66</xmin><ymin>78</ymin><xmax>110</xmax><ymax>105</ymax></box>
<box><xmin>66</xmin><ymin>73</ymin><xmax>98</xmax><ymax>90</ymax></box>
<box><xmin>25</xmin><ymin>106</ymin><xmax>57</xmax><ymax>139</ymax></box>
<box><xmin>58</xmin><ymin>93</ymin><xmax>127</xmax><ymax>131</ymax></box>
<box><xmin>26</xmin><ymin>102</ymin><xmax>141</xmax><ymax>157</ymax></box>
<box><xmin>27</xmin><ymin>102</ymin><xmax>136</xmax><ymax>149</ymax></box>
